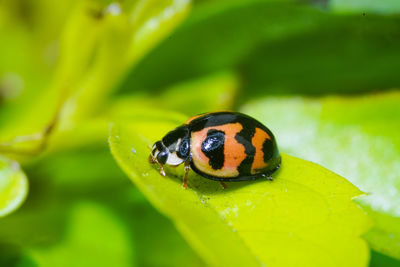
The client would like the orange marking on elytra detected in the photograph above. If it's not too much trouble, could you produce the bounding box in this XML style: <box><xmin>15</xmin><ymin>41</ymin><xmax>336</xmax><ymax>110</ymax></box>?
<box><xmin>191</xmin><ymin>123</ymin><xmax>246</xmax><ymax>178</ymax></box>
<box><xmin>251</xmin><ymin>127</ymin><xmax>271</xmax><ymax>173</ymax></box>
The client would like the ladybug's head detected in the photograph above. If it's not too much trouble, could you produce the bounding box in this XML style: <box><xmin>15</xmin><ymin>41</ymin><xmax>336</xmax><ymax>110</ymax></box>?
<box><xmin>149</xmin><ymin>125</ymin><xmax>190</xmax><ymax>170</ymax></box>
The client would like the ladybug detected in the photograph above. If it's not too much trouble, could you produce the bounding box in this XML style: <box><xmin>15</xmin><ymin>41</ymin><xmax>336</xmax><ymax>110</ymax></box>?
<box><xmin>149</xmin><ymin>112</ymin><xmax>281</xmax><ymax>189</ymax></box>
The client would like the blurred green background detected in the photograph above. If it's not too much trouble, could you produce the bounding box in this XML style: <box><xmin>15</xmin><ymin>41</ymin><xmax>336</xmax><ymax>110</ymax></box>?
<box><xmin>0</xmin><ymin>0</ymin><xmax>399</xmax><ymax>266</ymax></box>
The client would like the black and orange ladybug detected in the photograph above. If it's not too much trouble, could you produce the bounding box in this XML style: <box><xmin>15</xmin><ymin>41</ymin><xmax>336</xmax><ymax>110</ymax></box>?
<box><xmin>149</xmin><ymin>112</ymin><xmax>281</xmax><ymax>188</ymax></box>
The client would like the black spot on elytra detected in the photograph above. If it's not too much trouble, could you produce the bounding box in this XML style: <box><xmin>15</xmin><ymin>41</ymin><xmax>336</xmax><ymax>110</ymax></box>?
<box><xmin>188</xmin><ymin>112</ymin><xmax>281</xmax><ymax>179</ymax></box>
<box><xmin>201</xmin><ymin>129</ymin><xmax>225</xmax><ymax>170</ymax></box>
<box><xmin>262</xmin><ymin>138</ymin><xmax>274</xmax><ymax>162</ymax></box>
<box><xmin>235</xmin><ymin>126</ymin><xmax>256</xmax><ymax>175</ymax></box>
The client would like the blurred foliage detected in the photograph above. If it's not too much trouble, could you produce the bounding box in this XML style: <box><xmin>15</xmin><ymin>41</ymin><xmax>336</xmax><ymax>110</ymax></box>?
<box><xmin>0</xmin><ymin>156</ymin><xmax>28</xmax><ymax>217</ymax></box>
<box><xmin>0</xmin><ymin>0</ymin><xmax>400</xmax><ymax>266</ymax></box>
<box><xmin>118</xmin><ymin>0</ymin><xmax>400</xmax><ymax>101</ymax></box>
<box><xmin>110</xmin><ymin>71</ymin><xmax>238</xmax><ymax>117</ymax></box>
<box><xmin>27</xmin><ymin>202</ymin><xmax>135</xmax><ymax>267</ymax></box>
<box><xmin>110</xmin><ymin>115</ymin><xmax>370</xmax><ymax>266</ymax></box>
<box><xmin>330</xmin><ymin>0</ymin><xmax>400</xmax><ymax>14</ymax></box>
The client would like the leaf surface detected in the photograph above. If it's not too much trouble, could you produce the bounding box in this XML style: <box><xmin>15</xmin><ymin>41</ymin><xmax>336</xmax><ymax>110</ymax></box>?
<box><xmin>109</xmin><ymin>112</ymin><xmax>370</xmax><ymax>267</ymax></box>
<box><xmin>241</xmin><ymin>90</ymin><xmax>400</xmax><ymax>259</ymax></box>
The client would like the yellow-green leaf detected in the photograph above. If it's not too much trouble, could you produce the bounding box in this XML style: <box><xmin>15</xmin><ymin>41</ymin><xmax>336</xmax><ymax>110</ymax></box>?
<box><xmin>109</xmin><ymin>112</ymin><xmax>371</xmax><ymax>267</ymax></box>
<box><xmin>0</xmin><ymin>156</ymin><xmax>28</xmax><ymax>217</ymax></box>
<box><xmin>241</xmin><ymin>90</ymin><xmax>400</xmax><ymax>259</ymax></box>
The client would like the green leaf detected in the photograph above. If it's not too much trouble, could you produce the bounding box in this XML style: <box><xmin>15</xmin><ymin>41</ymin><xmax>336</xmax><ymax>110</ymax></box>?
<box><xmin>0</xmin><ymin>156</ymin><xmax>28</xmax><ymax>217</ymax></box>
<box><xmin>109</xmin><ymin>113</ymin><xmax>371</xmax><ymax>267</ymax></box>
<box><xmin>240</xmin><ymin>90</ymin><xmax>400</xmax><ymax>259</ymax></box>
<box><xmin>26</xmin><ymin>202</ymin><xmax>135</xmax><ymax>267</ymax></box>
<box><xmin>330</xmin><ymin>0</ymin><xmax>400</xmax><ymax>14</ymax></box>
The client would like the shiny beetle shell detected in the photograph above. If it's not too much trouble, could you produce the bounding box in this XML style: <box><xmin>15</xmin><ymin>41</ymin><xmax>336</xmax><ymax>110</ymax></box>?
<box><xmin>149</xmin><ymin>112</ymin><xmax>281</xmax><ymax>185</ymax></box>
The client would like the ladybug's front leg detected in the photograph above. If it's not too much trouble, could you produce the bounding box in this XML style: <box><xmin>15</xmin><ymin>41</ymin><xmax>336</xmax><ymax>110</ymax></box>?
<box><xmin>182</xmin><ymin>160</ymin><xmax>191</xmax><ymax>189</ymax></box>
<box><xmin>148</xmin><ymin>155</ymin><xmax>166</xmax><ymax>177</ymax></box>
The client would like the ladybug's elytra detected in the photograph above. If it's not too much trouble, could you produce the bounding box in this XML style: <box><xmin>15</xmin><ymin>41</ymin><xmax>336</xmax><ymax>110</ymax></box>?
<box><xmin>149</xmin><ymin>112</ymin><xmax>281</xmax><ymax>189</ymax></box>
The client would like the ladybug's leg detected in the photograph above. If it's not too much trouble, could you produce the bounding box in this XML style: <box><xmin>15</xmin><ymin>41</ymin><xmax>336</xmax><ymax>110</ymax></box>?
<box><xmin>219</xmin><ymin>181</ymin><xmax>227</xmax><ymax>189</ymax></box>
<box><xmin>149</xmin><ymin>155</ymin><xmax>166</xmax><ymax>177</ymax></box>
<box><xmin>158</xmin><ymin>165</ymin><xmax>166</xmax><ymax>177</ymax></box>
<box><xmin>156</xmin><ymin>160</ymin><xmax>166</xmax><ymax>177</ymax></box>
<box><xmin>182</xmin><ymin>160</ymin><xmax>190</xmax><ymax>189</ymax></box>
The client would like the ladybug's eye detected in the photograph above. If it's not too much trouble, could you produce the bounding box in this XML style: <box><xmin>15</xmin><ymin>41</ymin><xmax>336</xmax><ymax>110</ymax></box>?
<box><xmin>178</xmin><ymin>139</ymin><xmax>189</xmax><ymax>158</ymax></box>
